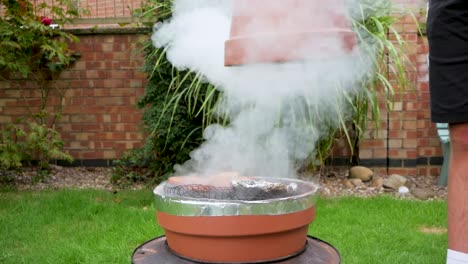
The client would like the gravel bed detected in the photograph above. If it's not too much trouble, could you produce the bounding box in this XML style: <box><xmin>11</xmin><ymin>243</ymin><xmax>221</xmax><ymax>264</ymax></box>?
<box><xmin>2</xmin><ymin>166</ymin><xmax>447</xmax><ymax>200</ymax></box>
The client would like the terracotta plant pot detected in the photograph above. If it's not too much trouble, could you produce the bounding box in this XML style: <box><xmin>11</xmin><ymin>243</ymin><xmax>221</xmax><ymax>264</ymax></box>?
<box><xmin>224</xmin><ymin>0</ymin><xmax>356</xmax><ymax>66</ymax></box>
<box><xmin>154</xmin><ymin>176</ymin><xmax>318</xmax><ymax>263</ymax></box>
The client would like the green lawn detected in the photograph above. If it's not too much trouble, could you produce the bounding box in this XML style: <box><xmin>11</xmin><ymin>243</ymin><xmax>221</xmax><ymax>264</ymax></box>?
<box><xmin>0</xmin><ymin>189</ymin><xmax>447</xmax><ymax>264</ymax></box>
<box><xmin>311</xmin><ymin>197</ymin><xmax>447</xmax><ymax>264</ymax></box>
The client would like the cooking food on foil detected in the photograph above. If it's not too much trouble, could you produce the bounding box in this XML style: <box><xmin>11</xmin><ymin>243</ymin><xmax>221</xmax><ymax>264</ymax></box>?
<box><xmin>163</xmin><ymin>172</ymin><xmax>300</xmax><ymax>200</ymax></box>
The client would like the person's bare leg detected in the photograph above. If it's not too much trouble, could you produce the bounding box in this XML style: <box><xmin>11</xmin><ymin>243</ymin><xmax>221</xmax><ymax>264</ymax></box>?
<box><xmin>447</xmin><ymin>122</ymin><xmax>468</xmax><ymax>263</ymax></box>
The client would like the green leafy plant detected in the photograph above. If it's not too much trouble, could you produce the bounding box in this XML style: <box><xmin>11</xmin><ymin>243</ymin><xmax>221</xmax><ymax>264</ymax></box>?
<box><xmin>132</xmin><ymin>0</ymin><xmax>172</xmax><ymax>27</ymax></box>
<box><xmin>25</xmin><ymin>121</ymin><xmax>73</xmax><ymax>180</ymax></box>
<box><xmin>0</xmin><ymin>0</ymin><xmax>82</xmax><ymax>77</ymax></box>
<box><xmin>111</xmin><ymin>146</ymin><xmax>155</xmax><ymax>187</ymax></box>
<box><xmin>0</xmin><ymin>120</ymin><xmax>73</xmax><ymax>182</ymax></box>
<box><xmin>0</xmin><ymin>124</ymin><xmax>26</xmax><ymax>170</ymax></box>
<box><xmin>112</xmin><ymin>40</ymin><xmax>220</xmax><ymax>186</ymax></box>
<box><xmin>0</xmin><ymin>120</ymin><xmax>73</xmax><ymax>183</ymax></box>
<box><xmin>0</xmin><ymin>0</ymin><xmax>85</xmax><ymax>180</ymax></box>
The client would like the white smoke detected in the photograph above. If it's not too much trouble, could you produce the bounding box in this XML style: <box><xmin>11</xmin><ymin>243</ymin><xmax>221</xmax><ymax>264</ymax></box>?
<box><xmin>152</xmin><ymin>0</ymin><xmax>376</xmax><ymax>179</ymax></box>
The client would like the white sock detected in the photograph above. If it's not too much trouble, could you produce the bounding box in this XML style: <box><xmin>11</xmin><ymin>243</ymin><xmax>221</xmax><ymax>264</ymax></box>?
<box><xmin>447</xmin><ymin>250</ymin><xmax>468</xmax><ymax>264</ymax></box>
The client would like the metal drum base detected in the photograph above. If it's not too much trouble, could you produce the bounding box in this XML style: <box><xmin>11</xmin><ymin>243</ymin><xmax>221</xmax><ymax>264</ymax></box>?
<box><xmin>132</xmin><ymin>236</ymin><xmax>340</xmax><ymax>264</ymax></box>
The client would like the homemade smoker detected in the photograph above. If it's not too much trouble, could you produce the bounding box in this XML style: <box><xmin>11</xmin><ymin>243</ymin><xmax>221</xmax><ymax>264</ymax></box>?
<box><xmin>133</xmin><ymin>174</ymin><xmax>340</xmax><ymax>264</ymax></box>
<box><xmin>133</xmin><ymin>0</ymin><xmax>356</xmax><ymax>263</ymax></box>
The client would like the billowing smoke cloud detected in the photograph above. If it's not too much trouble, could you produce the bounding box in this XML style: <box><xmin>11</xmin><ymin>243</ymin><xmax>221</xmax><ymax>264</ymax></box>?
<box><xmin>152</xmin><ymin>0</ymin><xmax>376</xmax><ymax>179</ymax></box>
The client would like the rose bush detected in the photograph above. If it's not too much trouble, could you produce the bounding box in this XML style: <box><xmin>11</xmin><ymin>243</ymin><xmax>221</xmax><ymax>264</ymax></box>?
<box><xmin>0</xmin><ymin>0</ymin><xmax>85</xmax><ymax>181</ymax></box>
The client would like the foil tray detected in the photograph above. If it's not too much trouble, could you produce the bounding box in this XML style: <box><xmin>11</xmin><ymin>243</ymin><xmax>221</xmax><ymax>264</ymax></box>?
<box><xmin>154</xmin><ymin>177</ymin><xmax>319</xmax><ymax>216</ymax></box>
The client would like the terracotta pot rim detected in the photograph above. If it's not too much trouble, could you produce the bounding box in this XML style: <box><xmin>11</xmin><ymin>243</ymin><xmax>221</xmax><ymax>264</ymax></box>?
<box><xmin>154</xmin><ymin>177</ymin><xmax>318</xmax><ymax>216</ymax></box>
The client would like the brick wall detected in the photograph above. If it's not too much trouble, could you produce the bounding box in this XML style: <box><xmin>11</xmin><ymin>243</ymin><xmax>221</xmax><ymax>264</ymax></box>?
<box><xmin>354</xmin><ymin>4</ymin><xmax>442</xmax><ymax>177</ymax></box>
<box><xmin>1</xmin><ymin>1</ymin><xmax>442</xmax><ymax>176</ymax></box>
<box><xmin>319</xmin><ymin>1</ymin><xmax>441</xmax><ymax>177</ymax></box>
<box><xmin>0</xmin><ymin>28</ymin><xmax>149</xmax><ymax>166</ymax></box>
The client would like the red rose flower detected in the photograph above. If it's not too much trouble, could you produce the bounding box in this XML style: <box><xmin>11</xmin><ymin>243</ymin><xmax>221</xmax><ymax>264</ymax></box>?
<box><xmin>19</xmin><ymin>1</ymin><xmax>27</xmax><ymax>11</ymax></box>
<box><xmin>40</xmin><ymin>16</ymin><xmax>53</xmax><ymax>26</ymax></box>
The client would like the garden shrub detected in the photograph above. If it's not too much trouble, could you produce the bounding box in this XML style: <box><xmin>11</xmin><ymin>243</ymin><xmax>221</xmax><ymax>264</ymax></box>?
<box><xmin>0</xmin><ymin>0</ymin><xmax>84</xmax><ymax>182</ymax></box>
<box><xmin>112</xmin><ymin>41</ymin><xmax>218</xmax><ymax>186</ymax></box>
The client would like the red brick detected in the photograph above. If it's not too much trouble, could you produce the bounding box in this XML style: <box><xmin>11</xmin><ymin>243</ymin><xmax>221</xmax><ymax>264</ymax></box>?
<box><xmin>103</xmin><ymin>79</ymin><xmax>124</xmax><ymax>88</ymax></box>
<box><xmin>418</xmin><ymin>82</ymin><xmax>429</xmax><ymax>91</ymax></box>
<box><xmin>389</xmin><ymin>139</ymin><xmax>402</xmax><ymax>148</ymax></box>
<box><xmin>403</xmin><ymin>139</ymin><xmax>418</xmax><ymax>148</ymax></box>
<box><xmin>402</xmin><ymin>120</ymin><xmax>417</xmax><ymax>130</ymax></box>
<box><xmin>388</xmin><ymin>168</ymin><xmax>417</xmax><ymax>176</ymax></box>
<box><xmin>417</xmin><ymin>44</ymin><xmax>429</xmax><ymax>54</ymax></box>
<box><xmin>109</xmin><ymin>71</ymin><xmax>133</xmax><ymax>79</ymax></box>
<box><xmin>103</xmin><ymin>151</ymin><xmax>117</xmax><ymax>159</ymax></box>
<box><xmin>373</xmin><ymin>149</ymin><xmax>387</xmax><ymax>159</ymax></box>
<box><xmin>403</xmin><ymin>23</ymin><xmax>419</xmax><ymax>33</ymax></box>
<box><xmin>95</xmin><ymin>52</ymin><xmax>106</xmax><ymax>61</ymax></box>
<box><xmin>406</xmin><ymin>150</ymin><xmax>418</xmax><ymax>159</ymax></box>
<box><xmin>70</xmin><ymin>115</ymin><xmax>97</xmax><ymax>123</ymax></box>
<box><xmin>126</xmin><ymin>132</ymin><xmax>144</xmax><ymax>140</ymax></box>
<box><xmin>120</xmin><ymin>114</ymin><xmax>143</xmax><ymax>123</ymax></box>
<box><xmin>388</xmin><ymin>149</ymin><xmax>406</xmax><ymax>159</ymax></box>
<box><xmin>360</xmin><ymin>139</ymin><xmax>386</xmax><ymax>148</ymax></box>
